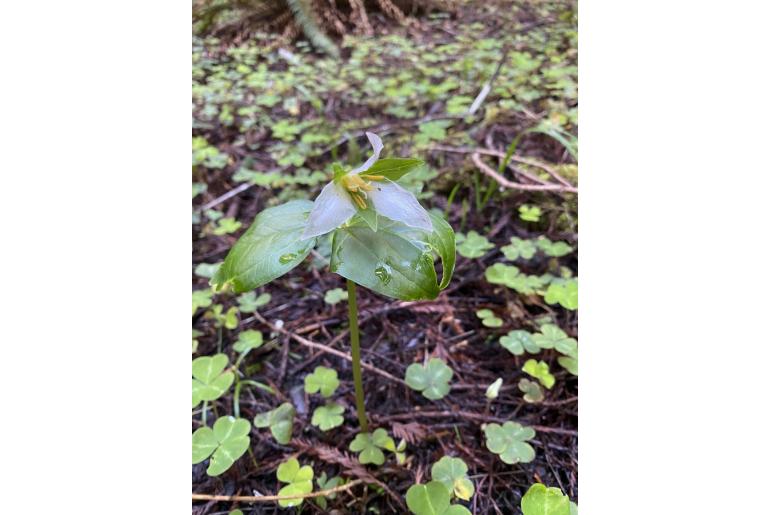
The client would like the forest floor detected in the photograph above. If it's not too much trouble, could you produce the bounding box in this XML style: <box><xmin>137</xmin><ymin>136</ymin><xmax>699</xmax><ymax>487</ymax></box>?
<box><xmin>193</xmin><ymin>1</ymin><xmax>577</xmax><ymax>513</ymax></box>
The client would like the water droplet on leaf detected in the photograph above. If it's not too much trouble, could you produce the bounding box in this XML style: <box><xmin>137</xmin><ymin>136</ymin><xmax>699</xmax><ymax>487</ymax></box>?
<box><xmin>279</xmin><ymin>253</ymin><xmax>296</xmax><ymax>264</ymax></box>
<box><xmin>374</xmin><ymin>262</ymin><xmax>393</xmax><ymax>284</ymax></box>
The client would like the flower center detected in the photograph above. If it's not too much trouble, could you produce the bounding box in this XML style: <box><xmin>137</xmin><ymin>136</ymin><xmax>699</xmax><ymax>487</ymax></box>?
<box><xmin>340</xmin><ymin>173</ymin><xmax>384</xmax><ymax>209</ymax></box>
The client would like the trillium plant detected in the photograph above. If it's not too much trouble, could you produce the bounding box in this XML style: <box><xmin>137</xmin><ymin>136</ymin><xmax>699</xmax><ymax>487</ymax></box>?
<box><xmin>212</xmin><ymin>132</ymin><xmax>456</xmax><ymax>431</ymax></box>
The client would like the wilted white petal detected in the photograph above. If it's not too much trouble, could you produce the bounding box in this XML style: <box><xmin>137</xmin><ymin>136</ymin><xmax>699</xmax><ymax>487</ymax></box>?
<box><xmin>349</xmin><ymin>132</ymin><xmax>384</xmax><ymax>175</ymax></box>
<box><xmin>368</xmin><ymin>180</ymin><xmax>433</xmax><ymax>232</ymax></box>
<box><xmin>302</xmin><ymin>182</ymin><xmax>357</xmax><ymax>238</ymax></box>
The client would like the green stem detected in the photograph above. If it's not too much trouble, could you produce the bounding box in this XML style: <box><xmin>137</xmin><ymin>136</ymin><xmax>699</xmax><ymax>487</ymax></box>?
<box><xmin>346</xmin><ymin>279</ymin><xmax>369</xmax><ymax>432</ymax></box>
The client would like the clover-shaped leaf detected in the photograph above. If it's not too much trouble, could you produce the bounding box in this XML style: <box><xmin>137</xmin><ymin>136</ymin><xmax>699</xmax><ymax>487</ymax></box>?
<box><xmin>519</xmin><ymin>205</ymin><xmax>541</xmax><ymax>222</ymax></box>
<box><xmin>544</xmin><ymin>279</ymin><xmax>577</xmax><ymax>310</ymax></box>
<box><xmin>483</xmin><ymin>421</ymin><xmax>536</xmax><ymax>465</ymax></box>
<box><xmin>518</xmin><ymin>378</ymin><xmax>545</xmax><ymax>403</ymax></box>
<box><xmin>192</xmin><ymin>354</ymin><xmax>234</xmax><ymax>408</ymax></box>
<box><xmin>205</xmin><ymin>304</ymin><xmax>239</xmax><ymax>330</ymax></box>
<box><xmin>212</xmin><ymin>217</ymin><xmax>242</xmax><ymax>236</ymax></box>
<box><xmin>311</xmin><ymin>402</ymin><xmax>345</xmax><ymax>431</ymax></box>
<box><xmin>536</xmin><ymin>237</ymin><xmax>573</xmax><ymax>257</ymax></box>
<box><xmin>523</xmin><ymin>359</ymin><xmax>555</xmax><ymax>389</ymax></box>
<box><xmin>324</xmin><ymin>287</ymin><xmax>348</xmax><ymax>305</ymax></box>
<box><xmin>315</xmin><ymin>472</ymin><xmax>344</xmax><ymax>509</ymax></box>
<box><xmin>456</xmin><ymin>231</ymin><xmax>494</xmax><ymax>258</ymax></box>
<box><xmin>233</xmin><ymin>329</ymin><xmax>263</xmax><ymax>353</ymax></box>
<box><xmin>276</xmin><ymin>457</ymin><xmax>314</xmax><ymax>508</ymax></box>
<box><xmin>349</xmin><ymin>428</ymin><xmax>395</xmax><ymax>465</ymax></box>
<box><xmin>431</xmin><ymin>456</ymin><xmax>475</xmax><ymax>501</ymax></box>
<box><xmin>192</xmin><ymin>416</ymin><xmax>251</xmax><ymax>476</ymax></box>
<box><xmin>558</xmin><ymin>356</ymin><xmax>578</xmax><ymax>376</ymax></box>
<box><xmin>476</xmin><ymin>309</ymin><xmax>503</xmax><ymax>328</ymax></box>
<box><xmin>502</xmin><ymin>237</ymin><xmax>537</xmax><ymax>260</ymax></box>
<box><xmin>236</xmin><ymin>291</ymin><xmax>271</xmax><ymax>313</ymax></box>
<box><xmin>485</xmin><ymin>263</ymin><xmax>520</xmax><ymax>286</ymax></box>
<box><xmin>406</xmin><ymin>481</ymin><xmax>450</xmax><ymax>515</ymax></box>
<box><xmin>521</xmin><ymin>483</ymin><xmax>575</xmax><ymax>515</ymax></box>
<box><xmin>486</xmin><ymin>377</ymin><xmax>503</xmax><ymax>400</ymax></box>
<box><xmin>532</xmin><ymin>324</ymin><xmax>577</xmax><ymax>358</ymax></box>
<box><xmin>304</xmin><ymin>366</ymin><xmax>340</xmax><ymax>398</ymax></box>
<box><xmin>195</xmin><ymin>262</ymin><xmax>221</xmax><ymax>279</ymax></box>
<box><xmin>253</xmin><ymin>402</ymin><xmax>295</xmax><ymax>444</ymax></box>
<box><xmin>499</xmin><ymin>330</ymin><xmax>540</xmax><ymax>355</ymax></box>
<box><xmin>405</xmin><ymin>358</ymin><xmax>453</xmax><ymax>400</ymax></box>
<box><xmin>192</xmin><ymin>289</ymin><xmax>213</xmax><ymax>315</ymax></box>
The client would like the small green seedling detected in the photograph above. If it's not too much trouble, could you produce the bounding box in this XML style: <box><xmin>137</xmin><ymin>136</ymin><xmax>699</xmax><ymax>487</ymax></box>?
<box><xmin>315</xmin><ymin>472</ymin><xmax>344</xmax><ymax>510</ymax></box>
<box><xmin>212</xmin><ymin>133</ymin><xmax>456</xmax><ymax>433</ymax></box>
<box><xmin>236</xmin><ymin>291</ymin><xmax>271</xmax><ymax>313</ymax></box>
<box><xmin>486</xmin><ymin>378</ymin><xmax>503</xmax><ymax>400</ymax></box>
<box><xmin>499</xmin><ymin>330</ymin><xmax>539</xmax><ymax>355</ymax></box>
<box><xmin>431</xmin><ymin>456</ymin><xmax>475</xmax><ymax>501</ymax></box>
<box><xmin>502</xmin><ymin>237</ymin><xmax>537</xmax><ymax>260</ymax></box>
<box><xmin>405</xmin><ymin>481</ymin><xmax>472</xmax><ymax>515</ymax></box>
<box><xmin>253</xmin><ymin>402</ymin><xmax>295</xmax><ymax>444</ymax></box>
<box><xmin>304</xmin><ymin>366</ymin><xmax>340</xmax><ymax>398</ymax></box>
<box><xmin>544</xmin><ymin>279</ymin><xmax>578</xmax><ymax>310</ymax></box>
<box><xmin>229</xmin><ymin>510</ymin><xmax>243</xmax><ymax>515</ymax></box>
<box><xmin>192</xmin><ymin>289</ymin><xmax>213</xmax><ymax>315</ymax></box>
<box><xmin>483</xmin><ymin>421</ymin><xmax>536</xmax><ymax>465</ymax></box>
<box><xmin>349</xmin><ymin>428</ymin><xmax>395</xmax><ymax>465</ymax></box>
<box><xmin>212</xmin><ymin>217</ymin><xmax>242</xmax><ymax>236</ymax></box>
<box><xmin>192</xmin><ymin>354</ymin><xmax>234</xmax><ymax>408</ymax></box>
<box><xmin>523</xmin><ymin>359</ymin><xmax>555</xmax><ymax>389</ymax></box>
<box><xmin>205</xmin><ymin>304</ymin><xmax>239</xmax><ymax>330</ymax></box>
<box><xmin>518</xmin><ymin>378</ymin><xmax>545</xmax><ymax>403</ymax></box>
<box><xmin>405</xmin><ymin>358</ymin><xmax>454</xmax><ymax>400</ymax></box>
<box><xmin>192</xmin><ymin>416</ymin><xmax>251</xmax><ymax>476</ymax></box>
<box><xmin>456</xmin><ymin>230</ymin><xmax>494</xmax><ymax>258</ymax></box>
<box><xmin>192</xmin><ymin>329</ymin><xmax>202</xmax><ymax>354</ymax></box>
<box><xmin>276</xmin><ymin>457</ymin><xmax>314</xmax><ymax>508</ymax></box>
<box><xmin>558</xmin><ymin>356</ymin><xmax>578</xmax><ymax>376</ymax></box>
<box><xmin>519</xmin><ymin>205</ymin><xmax>541</xmax><ymax>222</ymax></box>
<box><xmin>521</xmin><ymin>483</ymin><xmax>578</xmax><ymax>515</ymax></box>
<box><xmin>532</xmin><ymin>324</ymin><xmax>577</xmax><ymax>358</ymax></box>
<box><xmin>311</xmin><ymin>402</ymin><xmax>345</xmax><ymax>431</ymax></box>
<box><xmin>324</xmin><ymin>287</ymin><xmax>348</xmax><ymax>305</ymax></box>
<box><xmin>395</xmin><ymin>438</ymin><xmax>408</xmax><ymax>465</ymax></box>
<box><xmin>536</xmin><ymin>237</ymin><xmax>573</xmax><ymax>257</ymax></box>
<box><xmin>232</xmin><ymin>329</ymin><xmax>263</xmax><ymax>353</ymax></box>
<box><xmin>195</xmin><ymin>262</ymin><xmax>221</xmax><ymax>279</ymax></box>
<box><xmin>476</xmin><ymin>308</ymin><xmax>503</xmax><ymax>328</ymax></box>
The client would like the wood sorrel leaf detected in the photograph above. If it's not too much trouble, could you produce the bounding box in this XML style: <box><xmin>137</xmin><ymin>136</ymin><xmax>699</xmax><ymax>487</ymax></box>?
<box><xmin>192</xmin><ymin>416</ymin><xmax>251</xmax><ymax>477</ymax></box>
<box><xmin>520</xmin><ymin>483</ymin><xmax>573</xmax><ymax>515</ymax></box>
<box><xmin>405</xmin><ymin>481</ymin><xmax>451</xmax><ymax>515</ymax></box>
<box><xmin>211</xmin><ymin>200</ymin><xmax>316</xmax><ymax>293</ymax></box>
<box><xmin>330</xmin><ymin>213</ymin><xmax>455</xmax><ymax>300</ymax></box>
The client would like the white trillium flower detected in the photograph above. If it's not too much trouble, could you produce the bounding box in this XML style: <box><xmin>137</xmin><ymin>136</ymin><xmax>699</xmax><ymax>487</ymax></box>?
<box><xmin>302</xmin><ymin>132</ymin><xmax>433</xmax><ymax>239</ymax></box>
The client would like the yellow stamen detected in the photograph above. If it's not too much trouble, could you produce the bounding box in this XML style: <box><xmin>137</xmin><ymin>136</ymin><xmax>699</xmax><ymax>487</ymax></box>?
<box><xmin>360</xmin><ymin>174</ymin><xmax>385</xmax><ymax>181</ymax></box>
<box><xmin>351</xmin><ymin>193</ymin><xmax>367</xmax><ymax>209</ymax></box>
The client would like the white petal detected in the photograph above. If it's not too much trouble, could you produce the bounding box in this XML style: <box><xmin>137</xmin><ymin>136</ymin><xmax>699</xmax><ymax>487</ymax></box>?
<box><xmin>302</xmin><ymin>182</ymin><xmax>356</xmax><ymax>238</ymax></box>
<box><xmin>368</xmin><ymin>180</ymin><xmax>433</xmax><ymax>232</ymax></box>
<box><xmin>349</xmin><ymin>132</ymin><xmax>384</xmax><ymax>175</ymax></box>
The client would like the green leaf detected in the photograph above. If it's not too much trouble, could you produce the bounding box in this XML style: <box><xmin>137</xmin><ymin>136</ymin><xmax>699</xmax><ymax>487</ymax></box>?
<box><xmin>483</xmin><ymin>421</ymin><xmax>536</xmax><ymax>465</ymax></box>
<box><xmin>523</xmin><ymin>359</ymin><xmax>555</xmax><ymax>389</ymax></box>
<box><xmin>330</xmin><ymin>213</ymin><xmax>454</xmax><ymax>301</ymax></box>
<box><xmin>456</xmin><ymin>231</ymin><xmax>494</xmax><ymax>258</ymax></box>
<box><xmin>192</xmin><ymin>416</ymin><xmax>251</xmax><ymax>476</ymax></box>
<box><xmin>236</xmin><ymin>291</ymin><xmax>271</xmax><ymax>313</ymax></box>
<box><xmin>406</xmin><ymin>481</ymin><xmax>451</xmax><ymax>515</ymax></box>
<box><xmin>211</xmin><ymin>200</ymin><xmax>316</xmax><ymax>293</ymax></box>
<box><xmin>253</xmin><ymin>402</ymin><xmax>295</xmax><ymax>444</ymax></box>
<box><xmin>195</xmin><ymin>262</ymin><xmax>221</xmax><ymax>279</ymax></box>
<box><xmin>349</xmin><ymin>428</ymin><xmax>395</xmax><ymax>465</ymax></box>
<box><xmin>518</xmin><ymin>378</ymin><xmax>545</xmax><ymax>403</ymax></box>
<box><xmin>233</xmin><ymin>329</ymin><xmax>263</xmax><ymax>353</ymax></box>
<box><xmin>558</xmin><ymin>356</ymin><xmax>578</xmax><ymax>376</ymax></box>
<box><xmin>532</xmin><ymin>324</ymin><xmax>577</xmax><ymax>358</ymax></box>
<box><xmin>521</xmin><ymin>483</ymin><xmax>572</xmax><ymax>515</ymax></box>
<box><xmin>324</xmin><ymin>287</ymin><xmax>348</xmax><ymax>305</ymax></box>
<box><xmin>431</xmin><ymin>456</ymin><xmax>475</xmax><ymax>501</ymax></box>
<box><xmin>304</xmin><ymin>366</ymin><xmax>340</xmax><ymax>398</ymax></box>
<box><xmin>536</xmin><ymin>237</ymin><xmax>573</xmax><ymax>257</ymax></box>
<box><xmin>544</xmin><ymin>280</ymin><xmax>578</xmax><ymax>310</ymax></box>
<box><xmin>485</xmin><ymin>263</ymin><xmax>520</xmax><ymax>286</ymax></box>
<box><xmin>444</xmin><ymin>506</ymin><xmax>472</xmax><ymax>515</ymax></box>
<box><xmin>405</xmin><ymin>358</ymin><xmax>453</xmax><ymax>400</ymax></box>
<box><xmin>192</xmin><ymin>289</ymin><xmax>213</xmax><ymax>315</ymax></box>
<box><xmin>519</xmin><ymin>205</ymin><xmax>542</xmax><ymax>222</ymax></box>
<box><xmin>192</xmin><ymin>354</ymin><xmax>234</xmax><ymax>408</ymax></box>
<box><xmin>212</xmin><ymin>217</ymin><xmax>242</xmax><ymax>236</ymax></box>
<box><xmin>311</xmin><ymin>402</ymin><xmax>345</xmax><ymax>431</ymax></box>
<box><xmin>501</xmin><ymin>237</ymin><xmax>537</xmax><ymax>260</ymax></box>
<box><xmin>485</xmin><ymin>378</ymin><xmax>503</xmax><ymax>400</ymax></box>
<box><xmin>475</xmin><ymin>309</ymin><xmax>503</xmax><ymax>328</ymax></box>
<box><xmin>364</xmin><ymin>158</ymin><xmax>425</xmax><ymax>181</ymax></box>
<box><xmin>276</xmin><ymin>458</ymin><xmax>314</xmax><ymax>508</ymax></box>
<box><xmin>499</xmin><ymin>330</ymin><xmax>540</xmax><ymax>355</ymax></box>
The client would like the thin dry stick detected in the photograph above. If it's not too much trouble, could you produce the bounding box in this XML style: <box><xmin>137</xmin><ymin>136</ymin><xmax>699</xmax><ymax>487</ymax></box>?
<box><xmin>192</xmin><ymin>479</ymin><xmax>363</xmax><ymax>503</ymax></box>
<box><xmin>253</xmin><ymin>313</ymin><xmax>407</xmax><ymax>386</ymax></box>
<box><xmin>471</xmin><ymin>153</ymin><xmax>578</xmax><ymax>193</ymax></box>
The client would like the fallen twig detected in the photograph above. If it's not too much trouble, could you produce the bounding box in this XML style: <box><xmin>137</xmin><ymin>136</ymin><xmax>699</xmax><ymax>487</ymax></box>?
<box><xmin>471</xmin><ymin>153</ymin><xmax>577</xmax><ymax>193</ymax></box>
<box><xmin>192</xmin><ymin>479</ymin><xmax>364</xmax><ymax>503</ymax></box>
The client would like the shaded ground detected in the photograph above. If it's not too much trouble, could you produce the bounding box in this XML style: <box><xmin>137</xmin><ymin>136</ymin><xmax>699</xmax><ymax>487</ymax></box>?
<box><xmin>193</xmin><ymin>1</ymin><xmax>577</xmax><ymax>512</ymax></box>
